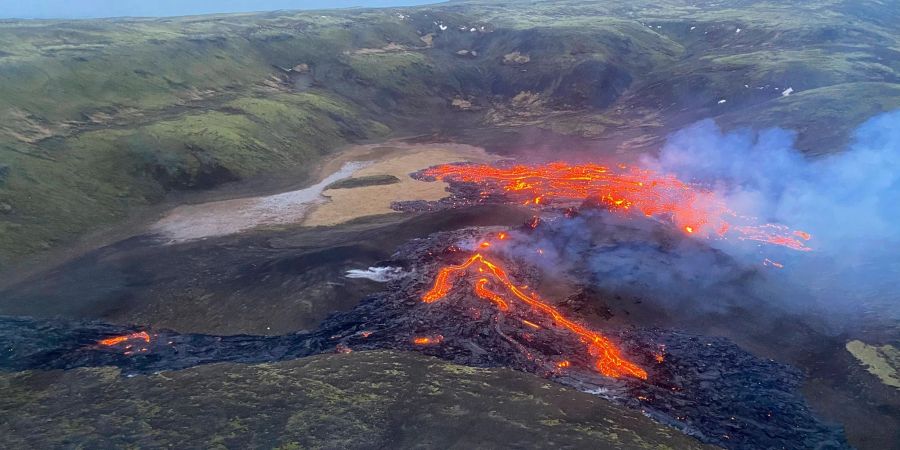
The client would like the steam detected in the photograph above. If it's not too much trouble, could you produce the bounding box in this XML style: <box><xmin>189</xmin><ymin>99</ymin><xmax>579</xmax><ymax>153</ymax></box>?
<box><xmin>643</xmin><ymin>111</ymin><xmax>900</xmax><ymax>256</ymax></box>
<box><xmin>643</xmin><ymin>110</ymin><xmax>900</xmax><ymax>324</ymax></box>
<box><xmin>345</xmin><ymin>266</ymin><xmax>405</xmax><ymax>282</ymax></box>
<box><xmin>501</xmin><ymin>110</ymin><xmax>900</xmax><ymax>333</ymax></box>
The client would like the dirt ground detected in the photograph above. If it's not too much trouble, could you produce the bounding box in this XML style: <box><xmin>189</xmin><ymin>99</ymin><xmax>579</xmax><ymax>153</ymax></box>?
<box><xmin>305</xmin><ymin>143</ymin><xmax>493</xmax><ymax>226</ymax></box>
<box><xmin>150</xmin><ymin>142</ymin><xmax>495</xmax><ymax>240</ymax></box>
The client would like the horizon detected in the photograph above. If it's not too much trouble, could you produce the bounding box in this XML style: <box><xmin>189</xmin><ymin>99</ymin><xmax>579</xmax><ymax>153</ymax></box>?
<box><xmin>0</xmin><ymin>0</ymin><xmax>440</xmax><ymax>20</ymax></box>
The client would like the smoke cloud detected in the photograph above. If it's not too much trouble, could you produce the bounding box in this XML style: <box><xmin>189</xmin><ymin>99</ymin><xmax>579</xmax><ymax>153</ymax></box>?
<box><xmin>646</xmin><ymin>111</ymin><xmax>900</xmax><ymax>323</ymax></box>
<box><xmin>500</xmin><ymin>110</ymin><xmax>900</xmax><ymax>335</ymax></box>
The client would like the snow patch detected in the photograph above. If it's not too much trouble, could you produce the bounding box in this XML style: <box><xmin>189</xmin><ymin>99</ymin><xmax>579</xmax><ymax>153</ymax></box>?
<box><xmin>345</xmin><ymin>266</ymin><xmax>405</xmax><ymax>282</ymax></box>
<box><xmin>718</xmin><ymin>99</ymin><xmax>727</xmax><ymax>104</ymax></box>
<box><xmin>782</xmin><ymin>87</ymin><xmax>794</xmax><ymax>97</ymax></box>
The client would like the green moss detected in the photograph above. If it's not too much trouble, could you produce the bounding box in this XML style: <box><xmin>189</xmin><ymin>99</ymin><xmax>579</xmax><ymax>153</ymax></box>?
<box><xmin>325</xmin><ymin>174</ymin><xmax>400</xmax><ymax>190</ymax></box>
<box><xmin>346</xmin><ymin>51</ymin><xmax>433</xmax><ymax>96</ymax></box>
<box><xmin>719</xmin><ymin>82</ymin><xmax>900</xmax><ymax>156</ymax></box>
<box><xmin>0</xmin><ymin>351</ymin><xmax>713</xmax><ymax>449</ymax></box>
<box><xmin>0</xmin><ymin>0</ymin><xmax>898</xmax><ymax>267</ymax></box>
<box><xmin>846</xmin><ymin>340</ymin><xmax>900</xmax><ymax>389</ymax></box>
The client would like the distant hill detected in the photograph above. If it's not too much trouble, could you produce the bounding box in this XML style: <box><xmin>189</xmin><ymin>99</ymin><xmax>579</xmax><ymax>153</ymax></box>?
<box><xmin>0</xmin><ymin>0</ymin><xmax>898</xmax><ymax>268</ymax></box>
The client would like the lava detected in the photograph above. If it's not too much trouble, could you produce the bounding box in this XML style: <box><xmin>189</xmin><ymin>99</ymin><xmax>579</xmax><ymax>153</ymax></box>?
<box><xmin>413</xmin><ymin>335</ymin><xmax>444</xmax><ymax>345</ymax></box>
<box><xmin>423</xmin><ymin>162</ymin><xmax>811</xmax><ymax>251</ymax></box>
<box><xmin>422</xmin><ymin>252</ymin><xmax>647</xmax><ymax>380</ymax></box>
<box><xmin>97</xmin><ymin>331</ymin><xmax>150</xmax><ymax>347</ymax></box>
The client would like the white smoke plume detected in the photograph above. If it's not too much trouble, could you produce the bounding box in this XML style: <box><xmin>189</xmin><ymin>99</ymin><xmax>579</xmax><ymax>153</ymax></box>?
<box><xmin>495</xmin><ymin>110</ymin><xmax>900</xmax><ymax>335</ymax></box>
<box><xmin>640</xmin><ymin>110</ymin><xmax>900</xmax><ymax>326</ymax></box>
<box><xmin>345</xmin><ymin>266</ymin><xmax>405</xmax><ymax>282</ymax></box>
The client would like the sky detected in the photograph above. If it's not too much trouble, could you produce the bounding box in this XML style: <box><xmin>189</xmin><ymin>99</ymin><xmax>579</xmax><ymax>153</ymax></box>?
<box><xmin>0</xmin><ymin>1</ymin><xmax>439</xmax><ymax>19</ymax></box>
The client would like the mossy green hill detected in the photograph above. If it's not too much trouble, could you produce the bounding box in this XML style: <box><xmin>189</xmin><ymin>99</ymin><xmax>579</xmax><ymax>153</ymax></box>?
<box><xmin>1</xmin><ymin>0</ymin><xmax>898</xmax><ymax>269</ymax></box>
<box><xmin>0</xmin><ymin>350</ymin><xmax>715</xmax><ymax>449</ymax></box>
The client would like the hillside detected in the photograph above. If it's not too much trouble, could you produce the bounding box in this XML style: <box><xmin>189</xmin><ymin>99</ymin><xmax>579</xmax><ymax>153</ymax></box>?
<box><xmin>1</xmin><ymin>3</ymin><xmax>899</xmax><ymax>449</ymax></box>
<box><xmin>1</xmin><ymin>0</ymin><xmax>899</xmax><ymax>268</ymax></box>
<box><xmin>0</xmin><ymin>350</ymin><xmax>715</xmax><ymax>449</ymax></box>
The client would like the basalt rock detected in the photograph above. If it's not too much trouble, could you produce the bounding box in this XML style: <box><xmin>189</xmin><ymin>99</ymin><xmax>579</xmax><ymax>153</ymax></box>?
<box><xmin>0</xmin><ymin>225</ymin><xmax>848</xmax><ymax>450</ymax></box>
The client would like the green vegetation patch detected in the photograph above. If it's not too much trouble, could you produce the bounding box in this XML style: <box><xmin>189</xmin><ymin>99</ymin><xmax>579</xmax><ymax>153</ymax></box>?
<box><xmin>0</xmin><ymin>351</ymin><xmax>713</xmax><ymax>449</ymax></box>
<box><xmin>846</xmin><ymin>340</ymin><xmax>900</xmax><ymax>389</ymax></box>
<box><xmin>1</xmin><ymin>0</ymin><xmax>899</xmax><ymax>268</ymax></box>
<box><xmin>325</xmin><ymin>174</ymin><xmax>400</xmax><ymax>190</ymax></box>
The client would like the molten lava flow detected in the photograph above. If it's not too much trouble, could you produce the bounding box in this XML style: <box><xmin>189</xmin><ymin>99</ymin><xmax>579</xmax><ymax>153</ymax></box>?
<box><xmin>97</xmin><ymin>331</ymin><xmax>150</xmax><ymax>347</ymax></box>
<box><xmin>423</xmin><ymin>162</ymin><xmax>811</xmax><ymax>251</ymax></box>
<box><xmin>474</xmin><ymin>278</ymin><xmax>509</xmax><ymax>311</ymax></box>
<box><xmin>422</xmin><ymin>253</ymin><xmax>647</xmax><ymax>380</ymax></box>
<box><xmin>413</xmin><ymin>335</ymin><xmax>444</xmax><ymax>345</ymax></box>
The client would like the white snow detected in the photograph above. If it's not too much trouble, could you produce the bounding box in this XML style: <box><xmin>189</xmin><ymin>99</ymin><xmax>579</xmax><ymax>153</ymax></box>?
<box><xmin>718</xmin><ymin>99</ymin><xmax>727</xmax><ymax>104</ymax></box>
<box><xmin>690</xmin><ymin>26</ymin><xmax>696</xmax><ymax>31</ymax></box>
<box><xmin>439</xmin><ymin>24</ymin><xmax>448</xmax><ymax>31</ymax></box>
<box><xmin>782</xmin><ymin>87</ymin><xmax>794</xmax><ymax>97</ymax></box>
<box><xmin>345</xmin><ymin>266</ymin><xmax>405</xmax><ymax>282</ymax></box>
<box><xmin>736</xmin><ymin>28</ymin><xmax>742</xmax><ymax>33</ymax></box>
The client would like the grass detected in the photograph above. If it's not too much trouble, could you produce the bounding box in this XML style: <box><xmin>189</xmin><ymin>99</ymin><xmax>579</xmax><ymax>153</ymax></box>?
<box><xmin>325</xmin><ymin>174</ymin><xmax>401</xmax><ymax>190</ymax></box>
<box><xmin>0</xmin><ymin>350</ymin><xmax>714</xmax><ymax>449</ymax></box>
<box><xmin>0</xmin><ymin>0</ymin><xmax>898</xmax><ymax>268</ymax></box>
<box><xmin>0</xmin><ymin>89</ymin><xmax>389</xmax><ymax>265</ymax></box>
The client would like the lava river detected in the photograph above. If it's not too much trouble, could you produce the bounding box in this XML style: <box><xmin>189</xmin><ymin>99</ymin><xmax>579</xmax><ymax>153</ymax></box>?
<box><xmin>421</xmin><ymin>248</ymin><xmax>647</xmax><ymax>379</ymax></box>
<box><xmin>420</xmin><ymin>162</ymin><xmax>812</xmax><ymax>251</ymax></box>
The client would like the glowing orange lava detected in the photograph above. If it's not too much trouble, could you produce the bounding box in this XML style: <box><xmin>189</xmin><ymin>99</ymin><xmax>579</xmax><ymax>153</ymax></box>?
<box><xmin>422</xmin><ymin>253</ymin><xmax>647</xmax><ymax>380</ymax></box>
<box><xmin>424</xmin><ymin>162</ymin><xmax>811</xmax><ymax>251</ymax></box>
<box><xmin>98</xmin><ymin>331</ymin><xmax>150</xmax><ymax>347</ymax></box>
<box><xmin>413</xmin><ymin>335</ymin><xmax>444</xmax><ymax>345</ymax></box>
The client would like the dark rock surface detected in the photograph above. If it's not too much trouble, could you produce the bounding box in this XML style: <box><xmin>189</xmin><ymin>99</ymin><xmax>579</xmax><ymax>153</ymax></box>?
<box><xmin>0</xmin><ymin>225</ymin><xmax>849</xmax><ymax>449</ymax></box>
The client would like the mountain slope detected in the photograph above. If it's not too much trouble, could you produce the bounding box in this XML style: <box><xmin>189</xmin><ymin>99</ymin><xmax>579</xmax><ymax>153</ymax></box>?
<box><xmin>1</xmin><ymin>0</ymin><xmax>898</xmax><ymax>269</ymax></box>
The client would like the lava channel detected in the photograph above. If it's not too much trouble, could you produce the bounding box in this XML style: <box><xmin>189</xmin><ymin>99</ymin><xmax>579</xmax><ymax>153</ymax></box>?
<box><xmin>422</xmin><ymin>252</ymin><xmax>648</xmax><ymax>380</ymax></box>
<box><xmin>98</xmin><ymin>331</ymin><xmax>151</xmax><ymax>347</ymax></box>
